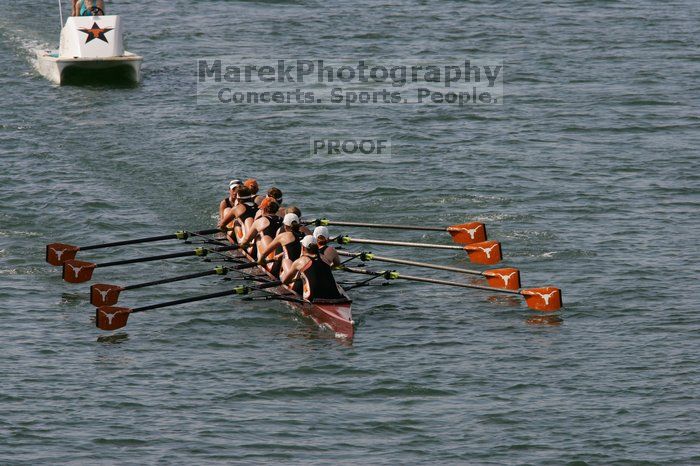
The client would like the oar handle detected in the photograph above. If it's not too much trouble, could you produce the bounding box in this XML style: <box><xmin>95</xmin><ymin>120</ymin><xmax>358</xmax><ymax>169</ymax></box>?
<box><xmin>79</xmin><ymin>228</ymin><xmax>222</xmax><ymax>251</ymax></box>
<box><xmin>308</xmin><ymin>219</ymin><xmax>444</xmax><ymax>232</ymax></box>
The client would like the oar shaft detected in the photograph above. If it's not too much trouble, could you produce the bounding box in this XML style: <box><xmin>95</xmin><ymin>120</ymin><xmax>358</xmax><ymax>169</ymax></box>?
<box><xmin>343</xmin><ymin>267</ymin><xmax>519</xmax><ymax>295</ymax></box>
<box><xmin>337</xmin><ymin>251</ymin><xmax>482</xmax><ymax>275</ymax></box>
<box><xmin>79</xmin><ymin>228</ymin><xmax>221</xmax><ymax>251</ymax></box>
<box><xmin>122</xmin><ymin>262</ymin><xmax>259</xmax><ymax>290</ymax></box>
<box><xmin>97</xmin><ymin>245</ymin><xmax>236</xmax><ymax>268</ymax></box>
<box><xmin>133</xmin><ymin>289</ymin><xmax>240</xmax><ymax>313</ymax></box>
<box><xmin>341</xmin><ymin>237</ymin><xmax>463</xmax><ymax>250</ymax></box>
<box><xmin>123</xmin><ymin>269</ymin><xmax>218</xmax><ymax>290</ymax></box>
<box><xmin>315</xmin><ymin>220</ymin><xmax>444</xmax><ymax>232</ymax></box>
<box><xmin>132</xmin><ymin>280</ymin><xmax>283</xmax><ymax>313</ymax></box>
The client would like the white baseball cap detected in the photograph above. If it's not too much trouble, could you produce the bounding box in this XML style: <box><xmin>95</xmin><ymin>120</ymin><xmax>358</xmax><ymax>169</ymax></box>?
<box><xmin>301</xmin><ymin>235</ymin><xmax>317</xmax><ymax>248</ymax></box>
<box><xmin>283</xmin><ymin>213</ymin><xmax>300</xmax><ymax>226</ymax></box>
<box><xmin>229</xmin><ymin>179</ymin><xmax>243</xmax><ymax>190</ymax></box>
<box><xmin>313</xmin><ymin>226</ymin><xmax>330</xmax><ymax>239</ymax></box>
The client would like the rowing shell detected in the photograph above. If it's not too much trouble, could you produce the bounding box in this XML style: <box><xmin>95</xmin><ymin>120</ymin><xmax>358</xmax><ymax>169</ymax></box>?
<box><xmin>230</xmin><ymin>246</ymin><xmax>355</xmax><ymax>339</ymax></box>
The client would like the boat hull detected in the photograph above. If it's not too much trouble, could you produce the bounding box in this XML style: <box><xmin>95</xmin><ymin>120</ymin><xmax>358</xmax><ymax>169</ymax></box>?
<box><xmin>231</xmin><ymin>249</ymin><xmax>355</xmax><ymax>339</ymax></box>
<box><xmin>35</xmin><ymin>50</ymin><xmax>143</xmax><ymax>85</ymax></box>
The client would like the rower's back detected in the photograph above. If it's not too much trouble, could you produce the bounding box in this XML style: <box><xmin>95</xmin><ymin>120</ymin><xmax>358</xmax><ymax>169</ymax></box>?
<box><xmin>300</xmin><ymin>254</ymin><xmax>343</xmax><ymax>301</ymax></box>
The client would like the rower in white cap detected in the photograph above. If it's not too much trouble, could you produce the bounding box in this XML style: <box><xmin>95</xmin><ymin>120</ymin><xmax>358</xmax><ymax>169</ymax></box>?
<box><xmin>258</xmin><ymin>212</ymin><xmax>306</xmax><ymax>276</ymax></box>
<box><xmin>219</xmin><ymin>179</ymin><xmax>243</xmax><ymax>223</ymax></box>
<box><xmin>281</xmin><ymin>235</ymin><xmax>343</xmax><ymax>300</ymax></box>
<box><xmin>313</xmin><ymin>226</ymin><xmax>340</xmax><ymax>267</ymax></box>
<box><xmin>218</xmin><ymin>185</ymin><xmax>259</xmax><ymax>243</ymax></box>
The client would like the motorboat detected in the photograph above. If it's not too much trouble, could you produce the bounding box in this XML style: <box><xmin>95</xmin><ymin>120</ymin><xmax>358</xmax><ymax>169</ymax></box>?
<box><xmin>36</xmin><ymin>9</ymin><xmax>142</xmax><ymax>85</ymax></box>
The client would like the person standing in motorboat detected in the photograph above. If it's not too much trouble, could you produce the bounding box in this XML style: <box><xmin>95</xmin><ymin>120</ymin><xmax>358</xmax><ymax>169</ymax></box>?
<box><xmin>71</xmin><ymin>0</ymin><xmax>105</xmax><ymax>16</ymax></box>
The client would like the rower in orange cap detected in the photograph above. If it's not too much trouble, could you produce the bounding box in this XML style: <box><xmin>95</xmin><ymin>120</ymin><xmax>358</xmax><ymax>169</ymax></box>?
<box><xmin>255</xmin><ymin>187</ymin><xmax>284</xmax><ymax>218</ymax></box>
<box><xmin>240</xmin><ymin>198</ymin><xmax>284</xmax><ymax>270</ymax></box>
<box><xmin>244</xmin><ymin>178</ymin><xmax>259</xmax><ymax>201</ymax></box>
<box><xmin>258</xmin><ymin>213</ymin><xmax>305</xmax><ymax>277</ymax></box>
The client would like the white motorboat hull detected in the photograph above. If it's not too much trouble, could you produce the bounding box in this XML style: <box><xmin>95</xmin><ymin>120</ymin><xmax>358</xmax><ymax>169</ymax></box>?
<box><xmin>36</xmin><ymin>50</ymin><xmax>142</xmax><ymax>85</ymax></box>
<box><xmin>36</xmin><ymin>15</ymin><xmax>143</xmax><ymax>85</ymax></box>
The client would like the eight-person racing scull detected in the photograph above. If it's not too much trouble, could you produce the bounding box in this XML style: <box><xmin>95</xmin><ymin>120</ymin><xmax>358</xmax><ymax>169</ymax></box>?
<box><xmin>45</xmin><ymin>179</ymin><xmax>563</xmax><ymax>339</ymax></box>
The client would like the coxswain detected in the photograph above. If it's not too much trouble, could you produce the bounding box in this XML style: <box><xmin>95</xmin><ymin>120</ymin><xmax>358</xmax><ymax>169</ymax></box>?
<box><xmin>258</xmin><ymin>213</ymin><xmax>305</xmax><ymax>276</ymax></box>
<box><xmin>281</xmin><ymin>235</ymin><xmax>344</xmax><ymax>300</ymax></box>
<box><xmin>239</xmin><ymin>198</ymin><xmax>284</xmax><ymax>270</ymax></box>
<box><xmin>219</xmin><ymin>179</ymin><xmax>242</xmax><ymax>221</ymax></box>
<box><xmin>312</xmin><ymin>226</ymin><xmax>340</xmax><ymax>267</ymax></box>
<box><xmin>218</xmin><ymin>186</ymin><xmax>258</xmax><ymax>243</ymax></box>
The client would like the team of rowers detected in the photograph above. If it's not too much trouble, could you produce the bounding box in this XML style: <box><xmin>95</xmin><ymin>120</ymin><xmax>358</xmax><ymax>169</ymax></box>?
<box><xmin>217</xmin><ymin>179</ymin><xmax>344</xmax><ymax>302</ymax></box>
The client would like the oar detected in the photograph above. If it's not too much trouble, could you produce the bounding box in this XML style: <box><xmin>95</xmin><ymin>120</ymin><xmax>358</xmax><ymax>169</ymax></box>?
<box><xmin>90</xmin><ymin>262</ymin><xmax>260</xmax><ymax>306</ymax></box>
<box><xmin>62</xmin><ymin>245</ymin><xmax>238</xmax><ymax>283</ymax></box>
<box><xmin>46</xmin><ymin>228</ymin><xmax>224</xmax><ymax>266</ymax></box>
<box><xmin>337</xmin><ymin>251</ymin><xmax>521</xmax><ymax>290</ymax></box>
<box><xmin>307</xmin><ymin>218</ymin><xmax>487</xmax><ymax>244</ymax></box>
<box><xmin>336</xmin><ymin>236</ymin><xmax>502</xmax><ymax>265</ymax></box>
<box><xmin>341</xmin><ymin>266</ymin><xmax>562</xmax><ymax>312</ymax></box>
<box><xmin>95</xmin><ymin>281</ymin><xmax>284</xmax><ymax>331</ymax></box>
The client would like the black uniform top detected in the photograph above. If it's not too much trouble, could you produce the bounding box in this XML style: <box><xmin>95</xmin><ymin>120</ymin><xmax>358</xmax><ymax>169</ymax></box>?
<box><xmin>237</xmin><ymin>201</ymin><xmax>258</xmax><ymax>221</ymax></box>
<box><xmin>261</xmin><ymin>215</ymin><xmax>283</xmax><ymax>238</ymax></box>
<box><xmin>300</xmin><ymin>254</ymin><xmax>343</xmax><ymax>301</ymax></box>
<box><xmin>281</xmin><ymin>229</ymin><xmax>305</xmax><ymax>262</ymax></box>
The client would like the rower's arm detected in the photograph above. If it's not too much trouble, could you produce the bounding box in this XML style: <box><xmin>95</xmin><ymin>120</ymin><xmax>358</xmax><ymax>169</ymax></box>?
<box><xmin>281</xmin><ymin>259</ymin><xmax>302</xmax><ymax>285</ymax></box>
<box><xmin>240</xmin><ymin>219</ymin><xmax>263</xmax><ymax>246</ymax></box>
<box><xmin>218</xmin><ymin>207</ymin><xmax>237</xmax><ymax>228</ymax></box>
<box><xmin>258</xmin><ymin>235</ymin><xmax>282</xmax><ymax>259</ymax></box>
<box><xmin>218</xmin><ymin>199</ymin><xmax>228</xmax><ymax>220</ymax></box>
<box><xmin>329</xmin><ymin>249</ymin><xmax>341</xmax><ymax>267</ymax></box>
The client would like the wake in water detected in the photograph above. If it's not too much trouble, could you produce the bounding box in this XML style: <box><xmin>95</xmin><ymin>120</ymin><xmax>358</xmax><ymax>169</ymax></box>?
<box><xmin>0</xmin><ymin>17</ymin><xmax>55</xmax><ymax>78</ymax></box>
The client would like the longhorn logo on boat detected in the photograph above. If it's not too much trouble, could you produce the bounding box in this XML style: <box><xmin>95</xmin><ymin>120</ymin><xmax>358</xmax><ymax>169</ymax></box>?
<box><xmin>78</xmin><ymin>22</ymin><xmax>114</xmax><ymax>44</ymax></box>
